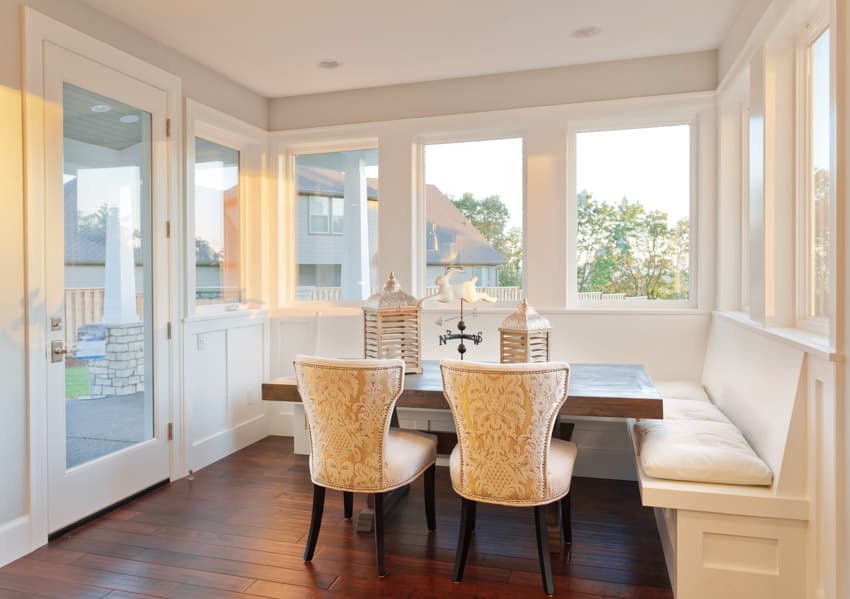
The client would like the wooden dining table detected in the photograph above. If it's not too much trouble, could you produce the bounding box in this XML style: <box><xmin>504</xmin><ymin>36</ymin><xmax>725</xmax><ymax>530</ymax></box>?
<box><xmin>262</xmin><ymin>360</ymin><xmax>663</xmax><ymax>419</ymax></box>
<box><xmin>262</xmin><ymin>360</ymin><xmax>663</xmax><ymax>549</ymax></box>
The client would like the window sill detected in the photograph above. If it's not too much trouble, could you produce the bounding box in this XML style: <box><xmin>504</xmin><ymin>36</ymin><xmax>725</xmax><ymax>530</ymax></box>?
<box><xmin>184</xmin><ymin>307</ymin><xmax>269</xmax><ymax>324</ymax></box>
<box><xmin>714</xmin><ymin>311</ymin><xmax>841</xmax><ymax>361</ymax></box>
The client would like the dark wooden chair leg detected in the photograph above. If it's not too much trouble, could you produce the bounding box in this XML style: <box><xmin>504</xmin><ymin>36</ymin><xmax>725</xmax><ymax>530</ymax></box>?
<box><xmin>424</xmin><ymin>464</ymin><xmax>436</xmax><ymax>531</ymax></box>
<box><xmin>343</xmin><ymin>492</ymin><xmax>353</xmax><ymax>520</ymax></box>
<box><xmin>534</xmin><ymin>505</ymin><xmax>555</xmax><ymax>596</ymax></box>
<box><xmin>453</xmin><ymin>498</ymin><xmax>476</xmax><ymax>582</ymax></box>
<box><xmin>303</xmin><ymin>484</ymin><xmax>325</xmax><ymax>561</ymax></box>
<box><xmin>560</xmin><ymin>493</ymin><xmax>572</xmax><ymax>545</ymax></box>
<box><xmin>374</xmin><ymin>492</ymin><xmax>386</xmax><ymax>577</ymax></box>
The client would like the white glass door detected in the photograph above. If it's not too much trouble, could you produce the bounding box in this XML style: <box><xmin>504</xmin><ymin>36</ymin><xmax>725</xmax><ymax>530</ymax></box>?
<box><xmin>44</xmin><ymin>43</ymin><xmax>171</xmax><ymax>532</ymax></box>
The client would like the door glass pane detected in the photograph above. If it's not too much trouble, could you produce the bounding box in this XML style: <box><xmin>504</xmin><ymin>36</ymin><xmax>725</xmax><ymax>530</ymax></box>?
<box><xmin>63</xmin><ymin>83</ymin><xmax>153</xmax><ymax>468</ymax></box>
<box><xmin>194</xmin><ymin>138</ymin><xmax>241</xmax><ymax>305</ymax></box>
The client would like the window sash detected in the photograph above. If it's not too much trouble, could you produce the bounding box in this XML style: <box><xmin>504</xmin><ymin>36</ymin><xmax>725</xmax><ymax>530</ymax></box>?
<box><xmin>572</xmin><ymin>123</ymin><xmax>695</xmax><ymax>306</ymax></box>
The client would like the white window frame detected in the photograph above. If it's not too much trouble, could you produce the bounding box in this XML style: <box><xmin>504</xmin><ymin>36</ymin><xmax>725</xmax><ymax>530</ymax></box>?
<box><xmin>416</xmin><ymin>131</ymin><xmax>527</xmax><ymax>305</ymax></box>
<box><xmin>794</xmin><ymin>12</ymin><xmax>831</xmax><ymax>336</ymax></box>
<box><xmin>185</xmin><ymin>100</ymin><xmax>266</xmax><ymax>316</ymax></box>
<box><xmin>284</xmin><ymin>139</ymin><xmax>379</xmax><ymax>306</ymax></box>
<box><xmin>567</xmin><ymin>111</ymin><xmax>700</xmax><ymax>310</ymax></box>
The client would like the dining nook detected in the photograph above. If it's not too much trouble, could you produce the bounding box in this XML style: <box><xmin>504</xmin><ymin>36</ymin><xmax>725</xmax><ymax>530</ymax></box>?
<box><xmin>0</xmin><ymin>0</ymin><xmax>848</xmax><ymax>598</ymax></box>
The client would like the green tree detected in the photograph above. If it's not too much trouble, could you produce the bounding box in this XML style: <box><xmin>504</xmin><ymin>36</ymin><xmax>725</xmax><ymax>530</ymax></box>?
<box><xmin>576</xmin><ymin>193</ymin><xmax>689</xmax><ymax>299</ymax></box>
<box><xmin>451</xmin><ymin>193</ymin><xmax>522</xmax><ymax>287</ymax></box>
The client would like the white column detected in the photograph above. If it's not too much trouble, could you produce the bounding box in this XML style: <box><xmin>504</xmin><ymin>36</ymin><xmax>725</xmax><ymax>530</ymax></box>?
<box><xmin>101</xmin><ymin>173</ymin><xmax>139</xmax><ymax>324</ymax></box>
<box><xmin>341</xmin><ymin>153</ymin><xmax>370</xmax><ymax>300</ymax></box>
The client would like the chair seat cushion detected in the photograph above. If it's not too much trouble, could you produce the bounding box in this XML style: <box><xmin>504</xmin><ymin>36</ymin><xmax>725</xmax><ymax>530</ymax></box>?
<box><xmin>383</xmin><ymin>429</ymin><xmax>438</xmax><ymax>491</ymax></box>
<box><xmin>635</xmin><ymin>420</ymin><xmax>773</xmax><ymax>486</ymax></box>
<box><xmin>449</xmin><ymin>438</ymin><xmax>577</xmax><ymax>506</ymax></box>
<box><xmin>654</xmin><ymin>380</ymin><xmax>711</xmax><ymax>402</ymax></box>
<box><xmin>663</xmin><ymin>398</ymin><xmax>731</xmax><ymax>423</ymax></box>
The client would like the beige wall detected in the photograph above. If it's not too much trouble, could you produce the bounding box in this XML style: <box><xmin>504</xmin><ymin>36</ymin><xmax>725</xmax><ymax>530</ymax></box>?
<box><xmin>0</xmin><ymin>0</ymin><xmax>266</xmax><ymax>527</ymax></box>
<box><xmin>268</xmin><ymin>50</ymin><xmax>718</xmax><ymax>130</ymax></box>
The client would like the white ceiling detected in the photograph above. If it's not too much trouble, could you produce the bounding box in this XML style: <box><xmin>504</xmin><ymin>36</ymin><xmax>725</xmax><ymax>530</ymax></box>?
<box><xmin>81</xmin><ymin>0</ymin><xmax>746</xmax><ymax>98</ymax></box>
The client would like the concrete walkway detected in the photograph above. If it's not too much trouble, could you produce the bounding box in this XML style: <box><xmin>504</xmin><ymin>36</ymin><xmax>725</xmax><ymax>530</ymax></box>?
<box><xmin>66</xmin><ymin>392</ymin><xmax>148</xmax><ymax>468</ymax></box>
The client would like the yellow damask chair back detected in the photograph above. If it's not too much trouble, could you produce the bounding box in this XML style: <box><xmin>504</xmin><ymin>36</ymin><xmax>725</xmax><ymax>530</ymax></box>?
<box><xmin>440</xmin><ymin>360</ymin><xmax>576</xmax><ymax>596</ymax></box>
<box><xmin>294</xmin><ymin>356</ymin><xmax>437</xmax><ymax>577</ymax></box>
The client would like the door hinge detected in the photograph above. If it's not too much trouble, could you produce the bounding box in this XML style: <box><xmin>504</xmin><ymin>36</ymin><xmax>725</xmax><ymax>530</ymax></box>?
<box><xmin>165</xmin><ymin>220</ymin><xmax>171</xmax><ymax>239</ymax></box>
<box><xmin>167</xmin><ymin>422</ymin><xmax>173</xmax><ymax>441</ymax></box>
<box><xmin>166</xmin><ymin>118</ymin><xmax>171</xmax><ymax>138</ymax></box>
<box><xmin>166</xmin><ymin>322</ymin><xmax>172</xmax><ymax>340</ymax></box>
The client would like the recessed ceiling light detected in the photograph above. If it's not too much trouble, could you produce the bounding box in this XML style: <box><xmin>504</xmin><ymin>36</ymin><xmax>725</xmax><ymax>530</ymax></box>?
<box><xmin>90</xmin><ymin>104</ymin><xmax>111</xmax><ymax>113</ymax></box>
<box><xmin>571</xmin><ymin>26</ymin><xmax>601</xmax><ymax>39</ymax></box>
<box><xmin>119</xmin><ymin>114</ymin><xmax>140</xmax><ymax>124</ymax></box>
<box><xmin>317</xmin><ymin>59</ymin><xmax>341</xmax><ymax>70</ymax></box>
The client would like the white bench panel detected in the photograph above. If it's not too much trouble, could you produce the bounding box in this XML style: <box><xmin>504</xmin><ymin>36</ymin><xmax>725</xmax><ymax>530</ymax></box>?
<box><xmin>701</xmin><ymin>317</ymin><xmax>805</xmax><ymax>488</ymax></box>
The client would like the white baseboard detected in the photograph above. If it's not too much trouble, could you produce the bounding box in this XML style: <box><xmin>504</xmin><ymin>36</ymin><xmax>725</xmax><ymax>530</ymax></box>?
<box><xmin>189</xmin><ymin>415</ymin><xmax>268</xmax><ymax>473</ymax></box>
<box><xmin>0</xmin><ymin>515</ymin><xmax>31</xmax><ymax>567</ymax></box>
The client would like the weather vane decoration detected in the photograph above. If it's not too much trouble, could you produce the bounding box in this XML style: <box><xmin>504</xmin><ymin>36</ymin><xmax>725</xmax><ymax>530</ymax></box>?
<box><xmin>423</xmin><ymin>267</ymin><xmax>496</xmax><ymax>359</ymax></box>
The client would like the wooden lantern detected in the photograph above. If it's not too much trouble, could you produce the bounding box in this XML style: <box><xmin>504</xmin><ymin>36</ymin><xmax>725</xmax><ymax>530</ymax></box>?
<box><xmin>499</xmin><ymin>299</ymin><xmax>551</xmax><ymax>363</ymax></box>
<box><xmin>363</xmin><ymin>272</ymin><xmax>422</xmax><ymax>374</ymax></box>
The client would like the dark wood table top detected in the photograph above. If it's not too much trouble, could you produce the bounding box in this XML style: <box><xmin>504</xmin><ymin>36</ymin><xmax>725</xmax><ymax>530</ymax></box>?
<box><xmin>262</xmin><ymin>360</ymin><xmax>663</xmax><ymax>419</ymax></box>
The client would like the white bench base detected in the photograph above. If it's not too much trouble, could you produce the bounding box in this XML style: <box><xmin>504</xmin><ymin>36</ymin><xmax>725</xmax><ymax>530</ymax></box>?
<box><xmin>654</xmin><ymin>505</ymin><xmax>807</xmax><ymax>599</ymax></box>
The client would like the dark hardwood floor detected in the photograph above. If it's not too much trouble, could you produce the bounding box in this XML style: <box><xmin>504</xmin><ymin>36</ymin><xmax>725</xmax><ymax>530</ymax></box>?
<box><xmin>0</xmin><ymin>437</ymin><xmax>672</xmax><ymax>598</ymax></box>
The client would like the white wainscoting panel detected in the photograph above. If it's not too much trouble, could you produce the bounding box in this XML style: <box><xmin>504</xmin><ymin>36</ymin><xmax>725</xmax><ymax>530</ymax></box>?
<box><xmin>183</xmin><ymin>313</ymin><xmax>269</xmax><ymax>472</ymax></box>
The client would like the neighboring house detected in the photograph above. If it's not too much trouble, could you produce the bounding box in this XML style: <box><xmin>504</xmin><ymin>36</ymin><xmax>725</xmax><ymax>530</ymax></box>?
<box><xmin>295</xmin><ymin>166</ymin><xmax>506</xmax><ymax>297</ymax></box>
<box><xmin>423</xmin><ymin>184</ymin><xmax>505</xmax><ymax>287</ymax></box>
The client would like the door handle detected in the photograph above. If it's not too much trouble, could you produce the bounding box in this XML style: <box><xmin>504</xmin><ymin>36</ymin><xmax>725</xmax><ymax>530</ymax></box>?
<box><xmin>51</xmin><ymin>340</ymin><xmax>78</xmax><ymax>362</ymax></box>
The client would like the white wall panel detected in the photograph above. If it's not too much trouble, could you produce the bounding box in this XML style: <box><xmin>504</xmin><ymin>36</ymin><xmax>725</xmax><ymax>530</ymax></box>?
<box><xmin>184</xmin><ymin>313</ymin><xmax>269</xmax><ymax>472</ymax></box>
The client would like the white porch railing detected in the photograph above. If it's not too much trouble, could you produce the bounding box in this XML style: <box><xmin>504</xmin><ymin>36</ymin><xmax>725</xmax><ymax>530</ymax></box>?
<box><xmin>424</xmin><ymin>286</ymin><xmax>523</xmax><ymax>302</ymax></box>
<box><xmin>577</xmin><ymin>292</ymin><xmax>646</xmax><ymax>302</ymax></box>
<box><xmin>64</xmin><ymin>288</ymin><xmax>144</xmax><ymax>347</ymax></box>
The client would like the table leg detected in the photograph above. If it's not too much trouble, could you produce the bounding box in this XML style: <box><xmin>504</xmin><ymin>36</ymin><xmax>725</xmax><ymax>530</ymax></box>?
<box><xmin>548</xmin><ymin>419</ymin><xmax>575</xmax><ymax>553</ymax></box>
<box><xmin>356</xmin><ymin>485</ymin><xmax>411</xmax><ymax>533</ymax></box>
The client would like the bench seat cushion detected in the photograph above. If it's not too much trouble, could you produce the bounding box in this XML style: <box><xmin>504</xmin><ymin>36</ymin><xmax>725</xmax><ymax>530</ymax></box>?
<box><xmin>654</xmin><ymin>380</ymin><xmax>711</xmax><ymax>402</ymax></box>
<box><xmin>663</xmin><ymin>398</ymin><xmax>731</xmax><ymax>424</ymax></box>
<box><xmin>635</xmin><ymin>420</ymin><xmax>773</xmax><ymax>486</ymax></box>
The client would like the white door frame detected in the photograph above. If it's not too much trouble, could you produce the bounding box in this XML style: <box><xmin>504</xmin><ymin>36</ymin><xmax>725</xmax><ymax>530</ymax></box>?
<box><xmin>23</xmin><ymin>7</ymin><xmax>183</xmax><ymax>551</ymax></box>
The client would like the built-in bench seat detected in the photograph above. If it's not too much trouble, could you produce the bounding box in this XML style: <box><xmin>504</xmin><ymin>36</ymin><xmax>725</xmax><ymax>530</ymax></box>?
<box><xmin>628</xmin><ymin>316</ymin><xmax>809</xmax><ymax>599</ymax></box>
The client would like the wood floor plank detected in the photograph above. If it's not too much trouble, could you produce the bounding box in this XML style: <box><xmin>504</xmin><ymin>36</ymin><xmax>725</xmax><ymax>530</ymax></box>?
<box><xmin>0</xmin><ymin>437</ymin><xmax>672</xmax><ymax>598</ymax></box>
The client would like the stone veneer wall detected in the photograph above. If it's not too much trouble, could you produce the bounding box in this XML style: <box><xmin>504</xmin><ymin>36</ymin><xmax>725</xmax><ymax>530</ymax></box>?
<box><xmin>88</xmin><ymin>323</ymin><xmax>145</xmax><ymax>396</ymax></box>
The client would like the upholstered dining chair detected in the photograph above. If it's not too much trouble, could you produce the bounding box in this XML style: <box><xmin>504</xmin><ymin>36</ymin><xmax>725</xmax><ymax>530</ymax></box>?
<box><xmin>440</xmin><ymin>360</ymin><xmax>576</xmax><ymax>596</ymax></box>
<box><xmin>293</xmin><ymin>356</ymin><xmax>438</xmax><ymax>577</ymax></box>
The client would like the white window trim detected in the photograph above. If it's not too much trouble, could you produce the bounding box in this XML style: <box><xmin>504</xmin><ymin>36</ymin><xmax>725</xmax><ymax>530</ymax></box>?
<box><xmin>567</xmin><ymin>111</ymin><xmax>701</xmax><ymax>310</ymax></box>
<box><xmin>185</xmin><ymin>99</ymin><xmax>267</xmax><ymax>317</ymax></box>
<box><xmin>794</xmin><ymin>13</ymin><xmax>831</xmax><ymax>336</ymax></box>
<box><xmin>416</xmin><ymin>130</ymin><xmax>527</xmax><ymax>307</ymax></box>
<box><xmin>283</xmin><ymin>139</ymin><xmax>379</xmax><ymax>306</ymax></box>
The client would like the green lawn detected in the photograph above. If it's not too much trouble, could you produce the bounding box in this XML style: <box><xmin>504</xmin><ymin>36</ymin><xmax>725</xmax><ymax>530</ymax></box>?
<box><xmin>65</xmin><ymin>365</ymin><xmax>90</xmax><ymax>400</ymax></box>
